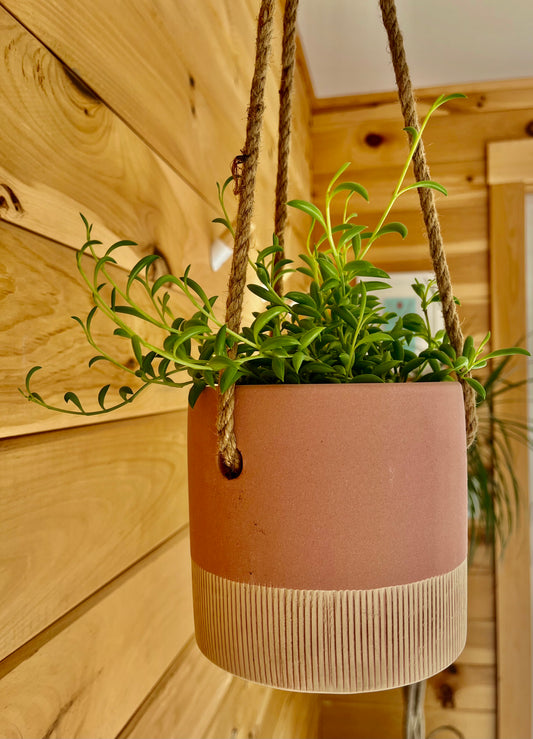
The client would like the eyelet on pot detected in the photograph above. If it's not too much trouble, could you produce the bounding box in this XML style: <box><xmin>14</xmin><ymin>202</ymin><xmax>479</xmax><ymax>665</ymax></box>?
<box><xmin>218</xmin><ymin>448</ymin><xmax>243</xmax><ymax>480</ymax></box>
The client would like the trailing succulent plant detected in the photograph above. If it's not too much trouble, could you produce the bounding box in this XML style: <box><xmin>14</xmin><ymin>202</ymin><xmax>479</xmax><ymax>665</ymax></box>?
<box><xmin>21</xmin><ymin>93</ymin><xmax>528</xmax><ymax>416</ymax></box>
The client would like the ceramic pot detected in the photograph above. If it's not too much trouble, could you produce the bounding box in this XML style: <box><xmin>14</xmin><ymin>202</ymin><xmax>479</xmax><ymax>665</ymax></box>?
<box><xmin>188</xmin><ymin>383</ymin><xmax>467</xmax><ymax>693</ymax></box>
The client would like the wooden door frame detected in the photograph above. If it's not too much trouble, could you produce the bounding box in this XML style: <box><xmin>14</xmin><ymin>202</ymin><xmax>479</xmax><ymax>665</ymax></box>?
<box><xmin>488</xmin><ymin>138</ymin><xmax>533</xmax><ymax>739</ymax></box>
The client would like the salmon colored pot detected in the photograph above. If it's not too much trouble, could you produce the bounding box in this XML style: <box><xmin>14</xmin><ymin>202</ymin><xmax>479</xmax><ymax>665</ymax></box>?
<box><xmin>188</xmin><ymin>383</ymin><xmax>468</xmax><ymax>693</ymax></box>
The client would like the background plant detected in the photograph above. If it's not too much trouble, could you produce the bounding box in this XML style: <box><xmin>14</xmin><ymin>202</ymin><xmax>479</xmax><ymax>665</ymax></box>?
<box><xmin>468</xmin><ymin>354</ymin><xmax>533</xmax><ymax>553</ymax></box>
<box><xmin>21</xmin><ymin>94</ymin><xmax>528</xmax><ymax>415</ymax></box>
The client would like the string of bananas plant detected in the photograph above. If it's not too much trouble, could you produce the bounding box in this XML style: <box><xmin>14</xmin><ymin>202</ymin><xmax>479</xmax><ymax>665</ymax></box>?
<box><xmin>20</xmin><ymin>93</ymin><xmax>529</xmax><ymax>415</ymax></box>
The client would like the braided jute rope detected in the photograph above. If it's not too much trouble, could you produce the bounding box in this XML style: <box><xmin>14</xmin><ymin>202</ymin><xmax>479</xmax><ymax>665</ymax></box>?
<box><xmin>403</xmin><ymin>681</ymin><xmax>426</xmax><ymax>739</ymax></box>
<box><xmin>273</xmin><ymin>0</ymin><xmax>300</xmax><ymax>296</ymax></box>
<box><xmin>217</xmin><ymin>0</ymin><xmax>275</xmax><ymax>475</ymax></box>
<box><xmin>379</xmin><ymin>0</ymin><xmax>477</xmax><ymax>448</ymax></box>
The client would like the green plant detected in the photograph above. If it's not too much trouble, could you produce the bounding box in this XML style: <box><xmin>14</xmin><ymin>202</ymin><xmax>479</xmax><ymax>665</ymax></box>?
<box><xmin>20</xmin><ymin>94</ymin><xmax>528</xmax><ymax>415</ymax></box>
<box><xmin>468</xmin><ymin>354</ymin><xmax>533</xmax><ymax>551</ymax></box>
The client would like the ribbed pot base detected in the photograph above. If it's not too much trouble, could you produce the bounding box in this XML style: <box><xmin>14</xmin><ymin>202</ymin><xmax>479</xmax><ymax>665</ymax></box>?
<box><xmin>192</xmin><ymin>559</ymin><xmax>467</xmax><ymax>693</ymax></box>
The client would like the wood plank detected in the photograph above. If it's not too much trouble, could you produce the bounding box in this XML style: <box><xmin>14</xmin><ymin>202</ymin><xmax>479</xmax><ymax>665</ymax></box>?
<box><xmin>269</xmin><ymin>692</ymin><xmax>320</xmax><ymax>739</ymax></box>
<box><xmin>312</xmin><ymin>107</ymin><xmax>533</xmax><ymax>175</ymax></box>
<box><xmin>319</xmin><ymin>698</ymin><xmax>495</xmax><ymax>739</ymax></box>
<box><xmin>0</xmin><ymin>222</ymin><xmax>194</xmax><ymax>437</ymax></box>
<box><xmin>426</xmin><ymin>664</ymin><xmax>496</xmax><ymax>712</ymax></box>
<box><xmin>319</xmin><ymin>698</ymin><xmax>402</xmax><ymax>739</ymax></box>
<box><xmin>120</xmin><ymin>639</ymin><xmax>233</xmax><ymax>739</ymax></box>
<box><xmin>247</xmin><ymin>687</ymin><xmax>290</xmax><ymax>739</ymax></box>
<box><xmin>201</xmin><ymin>674</ymin><xmax>319</xmax><ymax>739</ymax></box>
<box><xmin>1</xmin><ymin>0</ymin><xmax>247</xmax><ymax>198</ymax></box>
<box><xmin>121</xmin><ymin>635</ymin><xmax>319</xmax><ymax>739</ymax></box>
<box><xmin>372</xmin><ymin>241</ymin><xmax>489</xmax><ymax>290</ymax></box>
<box><xmin>0</xmin><ymin>1</ymin><xmax>301</xmax><ymax>319</ymax></box>
<box><xmin>460</xmin><ymin>620</ymin><xmax>495</xmax><ymax>667</ymax></box>
<box><xmin>0</xmin><ymin>0</ymin><xmax>312</xmax><ymax>253</ymax></box>
<box><xmin>0</xmin><ymin>7</ymin><xmax>232</xmax><ymax>279</ymax></box>
<box><xmin>202</xmin><ymin>677</ymin><xmax>274</xmax><ymax>739</ymax></box>
<box><xmin>467</xmin><ymin>571</ymin><xmax>495</xmax><ymax>621</ymax></box>
<box><xmin>434</xmin><ymin>709</ymin><xmax>496</xmax><ymax>739</ymax></box>
<box><xmin>0</xmin><ymin>410</ymin><xmax>188</xmax><ymax>661</ymax></box>
<box><xmin>425</xmin><ymin>708</ymin><xmax>495</xmax><ymax>739</ymax></box>
<box><xmin>313</xmin><ymin>159</ymin><xmax>487</xmax><ymax>214</ymax></box>
<box><xmin>0</xmin><ymin>533</ymin><xmax>194</xmax><ymax>738</ymax></box>
<box><xmin>466</xmin><ymin>542</ymin><xmax>494</xmax><ymax>574</ymax></box>
<box><xmin>489</xmin><ymin>181</ymin><xmax>531</xmax><ymax>739</ymax></box>
<box><xmin>305</xmin><ymin>201</ymin><xmax>488</xmax><ymax>268</ymax></box>
<box><xmin>311</xmin><ymin>78</ymin><xmax>533</xmax><ymax>114</ymax></box>
<box><xmin>319</xmin><ymin>663</ymin><xmax>494</xmax><ymax>716</ymax></box>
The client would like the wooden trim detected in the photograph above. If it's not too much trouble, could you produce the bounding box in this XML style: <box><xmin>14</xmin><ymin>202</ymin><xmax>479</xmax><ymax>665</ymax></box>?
<box><xmin>488</xmin><ymin>139</ymin><xmax>533</xmax><ymax>190</ymax></box>
<box><xmin>488</xmin><ymin>140</ymin><xmax>532</xmax><ymax>739</ymax></box>
<box><xmin>311</xmin><ymin>77</ymin><xmax>533</xmax><ymax>113</ymax></box>
<box><xmin>295</xmin><ymin>34</ymin><xmax>317</xmax><ymax>109</ymax></box>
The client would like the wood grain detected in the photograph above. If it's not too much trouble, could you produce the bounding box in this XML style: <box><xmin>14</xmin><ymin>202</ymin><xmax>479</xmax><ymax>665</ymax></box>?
<box><xmin>460</xmin><ymin>620</ymin><xmax>495</xmax><ymax>666</ymax></box>
<box><xmin>425</xmin><ymin>708</ymin><xmax>495</xmax><ymax>739</ymax></box>
<box><xmin>200</xmin><ymin>675</ymin><xmax>319</xmax><ymax>739</ymax></box>
<box><xmin>0</xmin><ymin>0</ymin><xmax>309</xmax><ymax>320</ymax></box>
<box><xmin>0</xmin><ymin>410</ymin><xmax>188</xmax><ymax>661</ymax></box>
<box><xmin>121</xmin><ymin>636</ymin><xmax>320</xmax><ymax>739</ymax></box>
<box><xmin>319</xmin><ymin>698</ymin><xmax>495</xmax><ymax>739</ymax></box>
<box><xmin>0</xmin><ymin>0</ymin><xmax>312</xmax><ymax>256</ymax></box>
<box><xmin>312</xmin><ymin>106</ymin><xmax>533</xmax><ymax>174</ymax></box>
<box><xmin>467</xmin><ymin>571</ymin><xmax>495</xmax><ymax>621</ymax></box>
<box><xmin>0</xmin><ymin>221</ymin><xmax>193</xmax><ymax>437</ymax></box>
<box><xmin>120</xmin><ymin>639</ymin><xmax>233</xmax><ymax>739</ymax></box>
<box><xmin>312</xmin><ymin>197</ymin><xmax>488</xmax><ymax>256</ymax></box>
<box><xmin>0</xmin><ymin>532</ymin><xmax>194</xmax><ymax>739</ymax></box>
<box><xmin>267</xmin><ymin>691</ymin><xmax>321</xmax><ymax>739</ymax></box>
<box><xmin>0</xmin><ymin>0</ymin><xmax>261</xmax><ymax>197</ymax></box>
<box><xmin>319</xmin><ymin>660</ymin><xmax>496</xmax><ymax>738</ymax></box>
<box><xmin>489</xmin><ymin>179</ymin><xmax>531</xmax><ymax>739</ymax></box>
<box><xmin>313</xmin><ymin>160</ymin><xmax>487</xmax><ymax>215</ymax></box>
<box><xmin>427</xmin><ymin>664</ymin><xmax>496</xmax><ymax>712</ymax></box>
<box><xmin>467</xmin><ymin>543</ymin><xmax>494</xmax><ymax>573</ymax></box>
<box><xmin>202</xmin><ymin>677</ymin><xmax>277</xmax><ymax>739</ymax></box>
<box><xmin>0</xmin><ymin>7</ymin><xmax>231</xmax><ymax>278</ymax></box>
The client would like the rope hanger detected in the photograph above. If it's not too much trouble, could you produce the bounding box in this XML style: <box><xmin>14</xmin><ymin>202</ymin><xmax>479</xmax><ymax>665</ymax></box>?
<box><xmin>378</xmin><ymin>0</ymin><xmax>477</xmax><ymax>446</ymax></box>
<box><xmin>217</xmin><ymin>0</ymin><xmax>477</xmax><ymax>476</ymax></box>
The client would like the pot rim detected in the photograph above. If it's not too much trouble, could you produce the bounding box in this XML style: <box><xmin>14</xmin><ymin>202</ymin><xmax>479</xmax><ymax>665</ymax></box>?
<box><xmin>196</xmin><ymin>380</ymin><xmax>463</xmax><ymax>397</ymax></box>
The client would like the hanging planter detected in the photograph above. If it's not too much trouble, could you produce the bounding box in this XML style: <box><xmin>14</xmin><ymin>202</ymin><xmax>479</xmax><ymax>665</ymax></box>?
<box><xmin>20</xmin><ymin>0</ymin><xmax>530</xmax><ymax>699</ymax></box>
<box><xmin>186</xmin><ymin>0</ymin><xmax>475</xmax><ymax>692</ymax></box>
<box><xmin>189</xmin><ymin>383</ymin><xmax>467</xmax><ymax>692</ymax></box>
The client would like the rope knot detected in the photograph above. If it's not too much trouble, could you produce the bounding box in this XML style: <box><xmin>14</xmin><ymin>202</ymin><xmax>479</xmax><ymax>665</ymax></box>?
<box><xmin>231</xmin><ymin>152</ymin><xmax>250</xmax><ymax>195</ymax></box>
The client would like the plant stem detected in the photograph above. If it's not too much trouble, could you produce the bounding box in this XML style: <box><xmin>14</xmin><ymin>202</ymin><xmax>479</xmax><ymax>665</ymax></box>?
<box><xmin>361</xmin><ymin>99</ymin><xmax>441</xmax><ymax>259</ymax></box>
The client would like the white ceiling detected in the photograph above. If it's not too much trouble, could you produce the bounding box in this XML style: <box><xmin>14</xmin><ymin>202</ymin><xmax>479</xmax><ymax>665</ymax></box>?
<box><xmin>298</xmin><ymin>0</ymin><xmax>533</xmax><ymax>98</ymax></box>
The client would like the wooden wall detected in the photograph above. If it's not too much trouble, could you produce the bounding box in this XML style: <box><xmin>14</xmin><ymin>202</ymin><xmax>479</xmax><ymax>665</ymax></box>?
<box><xmin>312</xmin><ymin>79</ymin><xmax>533</xmax><ymax>739</ymax></box>
<box><xmin>2</xmin><ymin>0</ymin><xmax>532</xmax><ymax>735</ymax></box>
<box><xmin>0</xmin><ymin>1</ymin><xmax>318</xmax><ymax>737</ymax></box>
